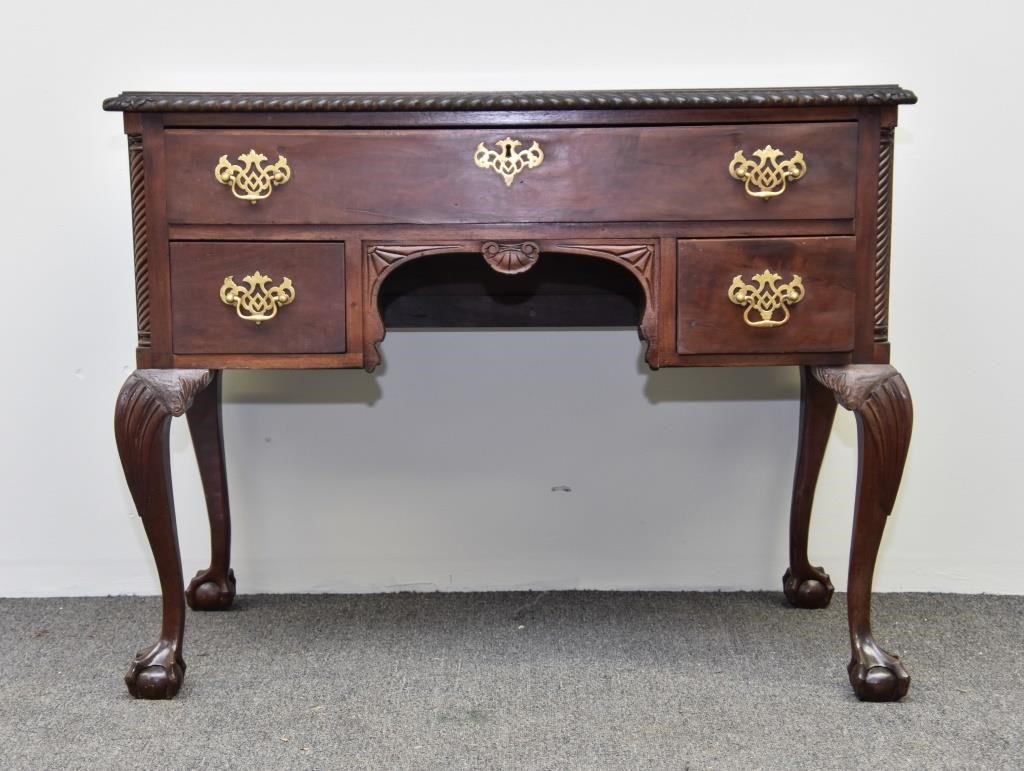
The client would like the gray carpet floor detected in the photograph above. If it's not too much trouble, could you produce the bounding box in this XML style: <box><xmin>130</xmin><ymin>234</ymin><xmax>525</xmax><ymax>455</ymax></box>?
<box><xmin>0</xmin><ymin>592</ymin><xmax>1021</xmax><ymax>770</ymax></box>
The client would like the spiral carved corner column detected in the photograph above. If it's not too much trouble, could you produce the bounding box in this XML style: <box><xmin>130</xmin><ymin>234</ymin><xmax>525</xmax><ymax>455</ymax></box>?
<box><xmin>812</xmin><ymin>364</ymin><xmax>913</xmax><ymax>702</ymax></box>
<box><xmin>127</xmin><ymin>134</ymin><xmax>150</xmax><ymax>352</ymax></box>
<box><xmin>874</xmin><ymin>127</ymin><xmax>895</xmax><ymax>344</ymax></box>
<box><xmin>115</xmin><ymin>368</ymin><xmax>214</xmax><ymax>699</ymax></box>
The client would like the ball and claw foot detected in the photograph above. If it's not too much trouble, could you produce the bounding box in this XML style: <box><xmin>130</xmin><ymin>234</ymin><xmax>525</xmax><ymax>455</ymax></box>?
<box><xmin>849</xmin><ymin>644</ymin><xmax>910</xmax><ymax>702</ymax></box>
<box><xmin>186</xmin><ymin>568</ymin><xmax>237</xmax><ymax>611</ymax></box>
<box><xmin>782</xmin><ymin>566</ymin><xmax>835</xmax><ymax>609</ymax></box>
<box><xmin>125</xmin><ymin>642</ymin><xmax>186</xmax><ymax>699</ymax></box>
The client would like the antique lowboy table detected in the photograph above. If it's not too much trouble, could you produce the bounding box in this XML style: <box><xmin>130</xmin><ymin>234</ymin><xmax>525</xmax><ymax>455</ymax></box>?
<box><xmin>104</xmin><ymin>85</ymin><xmax>917</xmax><ymax>701</ymax></box>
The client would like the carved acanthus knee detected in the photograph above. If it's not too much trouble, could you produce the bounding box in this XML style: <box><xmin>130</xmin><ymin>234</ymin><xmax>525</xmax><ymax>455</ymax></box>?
<box><xmin>811</xmin><ymin>365</ymin><xmax>913</xmax><ymax>515</ymax></box>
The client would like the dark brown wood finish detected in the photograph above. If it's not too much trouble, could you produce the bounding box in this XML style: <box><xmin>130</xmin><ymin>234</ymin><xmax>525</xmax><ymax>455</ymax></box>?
<box><xmin>166</xmin><ymin>220</ymin><xmax>856</xmax><ymax>242</ymax></box>
<box><xmin>677</xmin><ymin>237</ymin><xmax>857</xmax><ymax>355</ymax></box>
<box><xmin>380</xmin><ymin>252</ymin><xmax>645</xmax><ymax>328</ymax></box>
<box><xmin>164</xmin><ymin>124</ymin><xmax>857</xmax><ymax>226</ymax></box>
<box><xmin>363</xmin><ymin>239</ymin><xmax>658</xmax><ymax>370</ymax></box>
<box><xmin>874</xmin><ymin>126</ymin><xmax>896</xmax><ymax>344</ymax></box>
<box><xmin>169</xmin><ymin>242</ymin><xmax>346</xmax><ymax>355</ymax></box>
<box><xmin>127</xmin><ymin>133</ymin><xmax>151</xmax><ymax>353</ymax></box>
<box><xmin>103</xmin><ymin>85</ymin><xmax>917</xmax><ymax>113</ymax></box>
<box><xmin>813</xmin><ymin>364</ymin><xmax>913</xmax><ymax>701</ymax></box>
<box><xmin>137</xmin><ymin>114</ymin><xmax>173</xmax><ymax>368</ymax></box>
<box><xmin>171</xmin><ymin>352</ymin><xmax>361</xmax><ymax>370</ymax></box>
<box><xmin>106</xmin><ymin>86</ymin><xmax>916</xmax><ymax>701</ymax></box>
<box><xmin>783</xmin><ymin>367</ymin><xmax>839</xmax><ymax>608</ymax></box>
<box><xmin>115</xmin><ymin>369</ymin><xmax>214</xmax><ymax>699</ymax></box>
<box><xmin>853</xmin><ymin>108</ymin><xmax>883</xmax><ymax>362</ymax></box>
<box><xmin>155</xmin><ymin>107</ymin><xmax>869</xmax><ymax>130</ymax></box>
<box><xmin>184</xmin><ymin>370</ymin><xmax>236</xmax><ymax>611</ymax></box>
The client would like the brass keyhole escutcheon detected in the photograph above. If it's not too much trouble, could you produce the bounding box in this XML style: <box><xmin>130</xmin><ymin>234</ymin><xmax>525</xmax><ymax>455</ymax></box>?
<box><xmin>473</xmin><ymin>137</ymin><xmax>544</xmax><ymax>186</ymax></box>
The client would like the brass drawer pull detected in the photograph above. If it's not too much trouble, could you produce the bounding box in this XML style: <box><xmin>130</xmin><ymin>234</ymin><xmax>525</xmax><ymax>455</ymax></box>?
<box><xmin>728</xmin><ymin>145</ymin><xmax>806</xmax><ymax>199</ymax></box>
<box><xmin>214</xmin><ymin>150</ymin><xmax>291</xmax><ymax>203</ymax></box>
<box><xmin>220</xmin><ymin>271</ymin><xmax>295</xmax><ymax>323</ymax></box>
<box><xmin>728</xmin><ymin>270</ymin><xmax>804</xmax><ymax>327</ymax></box>
<box><xmin>473</xmin><ymin>137</ymin><xmax>544</xmax><ymax>186</ymax></box>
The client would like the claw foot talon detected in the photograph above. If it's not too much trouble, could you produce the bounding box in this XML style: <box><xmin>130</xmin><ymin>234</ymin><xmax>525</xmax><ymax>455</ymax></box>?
<box><xmin>783</xmin><ymin>566</ymin><xmax>834</xmax><ymax>609</ymax></box>
<box><xmin>849</xmin><ymin>649</ymin><xmax>909</xmax><ymax>702</ymax></box>
<box><xmin>125</xmin><ymin>644</ymin><xmax>185</xmax><ymax>699</ymax></box>
<box><xmin>186</xmin><ymin>568</ymin><xmax>236</xmax><ymax>611</ymax></box>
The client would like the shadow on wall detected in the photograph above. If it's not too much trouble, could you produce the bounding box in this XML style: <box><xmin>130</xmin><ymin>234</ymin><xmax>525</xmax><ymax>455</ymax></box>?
<box><xmin>222</xmin><ymin>329</ymin><xmax>800</xmax><ymax>407</ymax></box>
<box><xmin>182</xmin><ymin>329</ymin><xmax>846</xmax><ymax>594</ymax></box>
<box><xmin>639</xmin><ymin>352</ymin><xmax>798</xmax><ymax>403</ymax></box>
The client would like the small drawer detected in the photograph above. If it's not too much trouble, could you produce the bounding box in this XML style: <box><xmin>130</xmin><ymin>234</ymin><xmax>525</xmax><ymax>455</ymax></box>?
<box><xmin>163</xmin><ymin>123</ymin><xmax>858</xmax><ymax>226</ymax></box>
<box><xmin>677</xmin><ymin>236</ymin><xmax>856</xmax><ymax>355</ymax></box>
<box><xmin>170</xmin><ymin>242</ymin><xmax>346</xmax><ymax>355</ymax></box>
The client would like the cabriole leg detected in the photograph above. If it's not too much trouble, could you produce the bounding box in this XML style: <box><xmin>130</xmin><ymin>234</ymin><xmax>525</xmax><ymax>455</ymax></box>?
<box><xmin>784</xmin><ymin>366</ymin><xmax>838</xmax><ymax>608</ymax></box>
<box><xmin>184</xmin><ymin>371</ymin><xmax>237</xmax><ymax>610</ymax></box>
<box><xmin>813</xmin><ymin>364</ymin><xmax>913</xmax><ymax>702</ymax></box>
<box><xmin>115</xmin><ymin>369</ymin><xmax>214</xmax><ymax>699</ymax></box>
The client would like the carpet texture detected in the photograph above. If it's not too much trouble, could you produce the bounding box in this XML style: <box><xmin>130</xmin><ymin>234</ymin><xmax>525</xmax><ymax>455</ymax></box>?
<box><xmin>0</xmin><ymin>592</ymin><xmax>1021</xmax><ymax>770</ymax></box>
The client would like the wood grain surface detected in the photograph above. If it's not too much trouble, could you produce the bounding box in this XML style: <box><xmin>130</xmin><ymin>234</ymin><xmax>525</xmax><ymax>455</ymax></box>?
<box><xmin>163</xmin><ymin>123</ymin><xmax>858</xmax><ymax>225</ymax></box>
<box><xmin>676</xmin><ymin>237</ymin><xmax>857</xmax><ymax>355</ymax></box>
<box><xmin>169</xmin><ymin>242</ymin><xmax>346</xmax><ymax>354</ymax></box>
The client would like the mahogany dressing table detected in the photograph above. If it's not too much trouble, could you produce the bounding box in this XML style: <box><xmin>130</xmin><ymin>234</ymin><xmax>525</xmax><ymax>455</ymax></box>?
<box><xmin>103</xmin><ymin>85</ymin><xmax>917</xmax><ymax>701</ymax></box>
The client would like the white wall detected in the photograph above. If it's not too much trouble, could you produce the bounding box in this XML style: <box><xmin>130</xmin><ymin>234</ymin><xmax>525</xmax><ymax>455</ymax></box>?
<box><xmin>1</xmin><ymin>1</ymin><xmax>1020</xmax><ymax>596</ymax></box>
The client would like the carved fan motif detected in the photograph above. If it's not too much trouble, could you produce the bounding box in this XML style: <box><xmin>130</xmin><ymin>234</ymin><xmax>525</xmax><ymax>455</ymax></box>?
<box><xmin>481</xmin><ymin>242</ymin><xmax>540</xmax><ymax>274</ymax></box>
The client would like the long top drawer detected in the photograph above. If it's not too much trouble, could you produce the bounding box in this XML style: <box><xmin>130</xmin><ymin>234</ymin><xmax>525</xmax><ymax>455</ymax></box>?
<box><xmin>164</xmin><ymin>123</ymin><xmax>858</xmax><ymax>225</ymax></box>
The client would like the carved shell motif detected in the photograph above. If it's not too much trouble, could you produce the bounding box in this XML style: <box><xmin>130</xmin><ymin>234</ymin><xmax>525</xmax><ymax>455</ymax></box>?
<box><xmin>481</xmin><ymin>241</ymin><xmax>540</xmax><ymax>275</ymax></box>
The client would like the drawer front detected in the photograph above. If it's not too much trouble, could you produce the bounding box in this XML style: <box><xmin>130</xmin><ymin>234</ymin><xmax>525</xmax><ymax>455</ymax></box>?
<box><xmin>677</xmin><ymin>237</ymin><xmax>856</xmax><ymax>355</ymax></box>
<box><xmin>164</xmin><ymin>123</ymin><xmax>858</xmax><ymax>225</ymax></box>
<box><xmin>170</xmin><ymin>242</ymin><xmax>346</xmax><ymax>354</ymax></box>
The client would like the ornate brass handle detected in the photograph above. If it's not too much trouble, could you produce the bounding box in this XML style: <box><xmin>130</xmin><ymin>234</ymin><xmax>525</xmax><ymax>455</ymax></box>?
<box><xmin>473</xmin><ymin>137</ymin><xmax>544</xmax><ymax>186</ymax></box>
<box><xmin>728</xmin><ymin>270</ymin><xmax>804</xmax><ymax>327</ymax></box>
<box><xmin>214</xmin><ymin>149</ymin><xmax>291</xmax><ymax>204</ymax></box>
<box><xmin>219</xmin><ymin>271</ymin><xmax>295</xmax><ymax>323</ymax></box>
<box><xmin>728</xmin><ymin>145</ymin><xmax>806</xmax><ymax>199</ymax></box>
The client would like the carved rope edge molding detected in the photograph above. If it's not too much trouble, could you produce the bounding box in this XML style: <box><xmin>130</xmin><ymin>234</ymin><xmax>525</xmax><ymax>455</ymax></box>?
<box><xmin>103</xmin><ymin>86</ymin><xmax>918</xmax><ymax>112</ymax></box>
<box><xmin>127</xmin><ymin>134</ymin><xmax>150</xmax><ymax>348</ymax></box>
